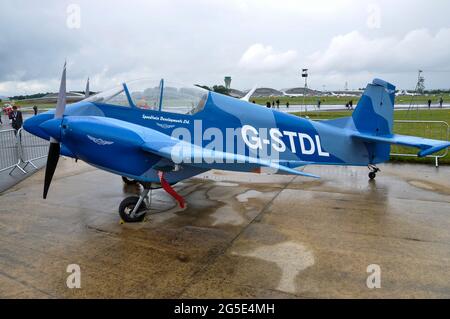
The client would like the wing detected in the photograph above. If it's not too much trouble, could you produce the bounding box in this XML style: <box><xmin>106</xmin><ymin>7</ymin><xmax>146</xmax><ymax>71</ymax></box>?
<box><xmin>351</xmin><ymin>132</ymin><xmax>450</xmax><ymax>157</ymax></box>
<box><xmin>55</xmin><ymin>115</ymin><xmax>318</xmax><ymax>179</ymax></box>
<box><xmin>140</xmin><ymin>131</ymin><xmax>318</xmax><ymax>178</ymax></box>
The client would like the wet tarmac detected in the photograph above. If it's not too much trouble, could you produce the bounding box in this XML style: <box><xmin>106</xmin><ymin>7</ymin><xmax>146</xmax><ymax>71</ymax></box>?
<box><xmin>0</xmin><ymin>158</ymin><xmax>449</xmax><ymax>298</ymax></box>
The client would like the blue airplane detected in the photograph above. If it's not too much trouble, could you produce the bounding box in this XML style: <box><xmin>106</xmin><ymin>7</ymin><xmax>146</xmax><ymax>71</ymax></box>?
<box><xmin>24</xmin><ymin>64</ymin><xmax>450</xmax><ymax>222</ymax></box>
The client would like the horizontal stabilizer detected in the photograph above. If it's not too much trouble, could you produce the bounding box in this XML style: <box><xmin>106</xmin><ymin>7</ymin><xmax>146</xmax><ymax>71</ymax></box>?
<box><xmin>351</xmin><ymin>132</ymin><xmax>450</xmax><ymax>157</ymax></box>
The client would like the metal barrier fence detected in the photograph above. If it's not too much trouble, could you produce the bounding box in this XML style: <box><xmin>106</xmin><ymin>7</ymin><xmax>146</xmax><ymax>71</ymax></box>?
<box><xmin>390</xmin><ymin>120</ymin><xmax>449</xmax><ymax>167</ymax></box>
<box><xmin>18</xmin><ymin>128</ymin><xmax>49</xmax><ymax>170</ymax></box>
<box><xmin>0</xmin><ymin>128</ymin><xmax>48</xmax><ymax>175</ymax></box>
<box><xmin>0</xmin><ymin>129</ymin><xmax>25</xmax><ymax>174</ymax></box>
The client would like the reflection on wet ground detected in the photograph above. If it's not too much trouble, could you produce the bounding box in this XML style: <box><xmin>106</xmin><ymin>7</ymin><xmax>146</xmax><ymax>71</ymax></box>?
<box><xmin>0</xmin><ymin>158</ymin><xmax>449</xmax><ymax>298</ymax></box>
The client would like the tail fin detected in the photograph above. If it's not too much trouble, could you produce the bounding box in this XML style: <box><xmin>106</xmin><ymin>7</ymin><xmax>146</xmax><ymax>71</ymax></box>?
<box><xmin>351</xmin><ymin>81</ymin><xmax>449</xmax><ymax>159</ymax></box>
<box><xmin>352</xmin><ymin>78</ymin><xmax>396</xmax><ymax>136</ymax></box>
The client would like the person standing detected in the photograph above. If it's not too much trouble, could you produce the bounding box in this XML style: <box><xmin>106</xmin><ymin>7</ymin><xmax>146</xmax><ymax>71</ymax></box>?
<box><xmin>33</xmin><ymin>105</ymin><xmax>38</xmax><ymax>115</ymax></box>
<box><xmin>11</xmin><ymin>105</ymin><xmax>23</xmax><ymax>135</ymax></box>
<box><xmin>349</xmin><ymin>100</ymin><xmax>353</xmax><ymax>110</ymax></box>
<box><xmin>272</xmin><ymin>101</ymin><xmax>275</xmax><ymax>108</ymax></box>
<box><xmin>276</xmin><ymin>99</ymin><xmax>280</xmax><ymax>108</ymax></box>
<box><xmin>439</xmin><ymin>97</ymin><xmax>444</xmax><ymax>108</ymax></box>
<box><xmin>317</xmin><ymin>99</ymin><xmax>321</xmax><ymax>110</ymax></box>
<box><xmin>266</xmin><ymin>101</ymin><xmax>271</xmax><ymax>108</ymax></box>
<box><xmin>428</xmin><ymin>99</ymin><xmax>432</xmax><ymax>109</ymax></box>
<box><xmin>286</xmin><ymin>101</ymin><xmax>289</xmax><ymax>108</ymax></box>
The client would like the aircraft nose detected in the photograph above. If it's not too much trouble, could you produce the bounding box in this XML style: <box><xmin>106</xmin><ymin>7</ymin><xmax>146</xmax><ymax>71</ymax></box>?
<box><xmin>24</xmin><ymin>113</ymin><xmax>54</xmax><ymax>140</ymax></box>
<box><xmin>39</xmin><ymin>118</ymin><xmax>63</xmax><ymax>141</ymax></box>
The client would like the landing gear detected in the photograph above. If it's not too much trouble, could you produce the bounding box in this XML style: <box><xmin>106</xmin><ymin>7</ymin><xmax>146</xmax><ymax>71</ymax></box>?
<box><xmin>122</xmin><ymin>176</ymin><xmax>139</xmax><ymax>185</ymax></box>
<box><xmin>119</xmin><ymin>195</ymin><xmax>148</xmax><ymax>223</ymax></box>
<box><xmin>118</xmin><ymin>172</ymin><xmax>186</xmax><ymax>223</ymax></box>
<box><xmin>368</xmin><ymin>165</ymin><xmax>380</xmax><ymax>180</ymax></box>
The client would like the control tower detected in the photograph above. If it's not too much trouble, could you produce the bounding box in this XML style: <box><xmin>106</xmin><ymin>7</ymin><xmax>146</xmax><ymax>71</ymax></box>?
<box><xmin>224</xmin><ymin>76</ymin><xmax>232</xmax><ymax>89</ymax></box>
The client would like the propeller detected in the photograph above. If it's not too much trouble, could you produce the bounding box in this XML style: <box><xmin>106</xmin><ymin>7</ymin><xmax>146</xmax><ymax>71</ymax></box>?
<box><xmin>43</xmin><ymin>62</ymin><xmax>67</xmax><ymax>199</ymax></box>
<box><xmin>85</xmin><ymin>77</ymin><xmax>90</xmax><ymax>98</ymax></box>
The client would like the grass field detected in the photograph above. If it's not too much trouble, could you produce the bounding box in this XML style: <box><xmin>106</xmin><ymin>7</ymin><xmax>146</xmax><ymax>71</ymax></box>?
<box><xmin>292</xmin><ymin>109</ymin><xmax>450</xmax><ymax>165</ymax></box>
<box><xmin>252</xmin><ymin>94</ymin><xmax>450</xmax><ymax>106</ymax></box>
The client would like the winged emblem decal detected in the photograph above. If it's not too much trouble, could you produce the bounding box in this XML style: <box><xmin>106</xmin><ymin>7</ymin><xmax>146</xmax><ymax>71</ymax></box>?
<box><xmin>87</xmin><ymin>135</ymin><xmax>114</xmax><ymax>146</ymax></box>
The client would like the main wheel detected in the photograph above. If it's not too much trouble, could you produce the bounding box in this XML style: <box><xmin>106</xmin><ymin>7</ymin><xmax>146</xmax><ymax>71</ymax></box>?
<box><xmin>122</xmin><ymin>176</ymin><xmax>138</xmax><ymax>185</ymax></box>
<box><xmin>119</xmin><ymin>196</ymin><xmax>147</xmax><ymax>223</ymax></box>
<box><xmin>368</xmin><ymin>172</ymin><xmax>376</xmax><ymax>180</ymax></box>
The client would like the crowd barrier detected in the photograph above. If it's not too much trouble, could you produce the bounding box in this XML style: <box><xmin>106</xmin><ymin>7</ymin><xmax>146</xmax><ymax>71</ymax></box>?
<box><xmin>18</xmin><ymin>128</ymin><xmax>49</xmax><ymax>170</ymax></box>
<box><xmin>390</xmin><ymin>120</ymin><xmax>449</xmax><ymax>167</ymax></box>
<box><xmin>0</xmin><ymin>129</ymin><xmax>25</xmax><ymax>174</ymax></box>
<box><xmin>0</xmin><ymin>128</ymin><xmax>48</xmax><ymax>175</ymax></box>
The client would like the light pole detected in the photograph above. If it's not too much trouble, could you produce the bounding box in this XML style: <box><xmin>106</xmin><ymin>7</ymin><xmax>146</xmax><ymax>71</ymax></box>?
<box><xmin>301</xmin><ymin>69</ymin><xmax>308</xmax><ymax>115</ymax></box>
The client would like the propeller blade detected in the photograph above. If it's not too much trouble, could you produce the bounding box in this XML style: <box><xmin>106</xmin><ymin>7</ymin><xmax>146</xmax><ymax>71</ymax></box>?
<box><xmin>43</xmin><ymin>62</ymin><xmax>66</xmax><ymax>199</ymax></box>
<box><xmin>54</xmin><ymin>62</ymin><xmax>67</xmax><ymax>119</ymax></box>
<box><xmin>85</xmin><ymin>77</ymin><xmax>90</xmax><ymax>98</ymax></box>
<box><xmin>43</xmin><ymin>142</ymin><xmax>60</xmax><ymax>199</ymax></box>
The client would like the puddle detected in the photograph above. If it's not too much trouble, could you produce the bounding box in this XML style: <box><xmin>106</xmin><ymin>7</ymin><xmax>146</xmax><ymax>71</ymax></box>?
<box><xmin>408</xmin><ymin>180</ymin><xmax>435</xmax><ymax>191</ymax></box>
<box><xmin>233</xmin><ymin>241</ymin><xmax>314</xmax><ymax>294</ymax></box>
<box><xmin>236</xmin><ymin>190</ymin><xmax>263</xmax><ymax>203</ymax></box>
<box><xmin>211</xmin><ymin>206</ymin><xmax>245</xmax><ymax>226</ymax></box>
<box><xmin>213</xmin><ymin>182</ymin><xmax>239</xmax><ymax>187</ymax></box>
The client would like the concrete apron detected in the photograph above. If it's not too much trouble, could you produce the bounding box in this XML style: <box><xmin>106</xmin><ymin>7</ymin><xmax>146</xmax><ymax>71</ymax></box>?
<box><xmin>0</xmin><ymin>157</ymin><xmax>449</xmax><ymax>298</ymax></box>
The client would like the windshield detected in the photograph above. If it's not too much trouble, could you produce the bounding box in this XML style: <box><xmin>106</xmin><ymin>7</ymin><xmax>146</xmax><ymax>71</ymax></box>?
<box><xmin>85</xmin><ymin>78</ymin><xmax>209</xmax><ymax>114</ymax></box>
<box><xmin>85</xmin><ymin>84</ymin><xmax>130</xmax><ymax>107</ymax></box>
<box><xmin>126</xmin><ymin>78</ymin><xmax>209</xmax><ymax>114</ymax></box>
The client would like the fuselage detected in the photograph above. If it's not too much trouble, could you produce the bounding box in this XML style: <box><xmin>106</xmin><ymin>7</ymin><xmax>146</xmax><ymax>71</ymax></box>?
<box><xmin>24</xmin><ymin>91</ymin><xmax>375</xmax><ymax>183</ymax></box>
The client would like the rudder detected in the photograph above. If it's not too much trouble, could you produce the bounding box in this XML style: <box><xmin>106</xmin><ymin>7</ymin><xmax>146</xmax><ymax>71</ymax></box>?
<box><xmin>352</xmin><ymin>78</ymin><xmax>396</xmax><ymax>136</ymax></box>
<box><xmin>352</xmin><ymin>79</ymin><xmax>396</xmax><ymax>164</ymax></box>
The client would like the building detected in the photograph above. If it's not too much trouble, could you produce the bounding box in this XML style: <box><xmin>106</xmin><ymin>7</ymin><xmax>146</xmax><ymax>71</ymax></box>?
<box><xmin>224</xmin><ymin>77</ymin><xmax>232</xmax><ymax>90</ymax></box>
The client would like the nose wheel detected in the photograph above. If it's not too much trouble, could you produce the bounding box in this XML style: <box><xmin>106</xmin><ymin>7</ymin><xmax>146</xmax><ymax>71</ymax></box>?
<box><xmin>368</xmin><ymin>165</ymin><xmax>380</xmax><ymax>180</ymax></box>
<box><xmin>118</xmin><ymin>172</ymin><xmax>186</xmax><ymax>223</ymax></box>
<box><xmin>119</xmin><ymin>195</ymin><xmax>148</xmax><ymax>223</ymax></box>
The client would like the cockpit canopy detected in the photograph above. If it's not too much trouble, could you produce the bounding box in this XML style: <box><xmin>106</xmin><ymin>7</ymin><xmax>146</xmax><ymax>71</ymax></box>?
<box><xmin>85</xmin><ymin>78</ymin><xmax>209</xmax><ymax>115</ymax></box>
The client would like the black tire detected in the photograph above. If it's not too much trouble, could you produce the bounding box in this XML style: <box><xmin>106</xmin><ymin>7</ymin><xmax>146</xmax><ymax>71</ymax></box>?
<box><xmin>122</xmin><ymin>176</ymin><xmax>138</xmax><ymax>185</ymax></box>
<box><xmin>119</xmin><ymin>196</ymin><xmax>147</xmax><ymax>223</ymax></box>
<box><xmin>368</xmin><ymin>172</ymin><xmax>376</xmax><ymax>180</ymax></box>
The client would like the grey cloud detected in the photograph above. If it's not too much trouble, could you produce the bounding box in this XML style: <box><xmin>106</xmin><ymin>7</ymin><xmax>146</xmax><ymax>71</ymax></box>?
<box><xmin>1</xmin><ymin>0</ymin><xmax>450</xmax><ymax>95</ymax></box>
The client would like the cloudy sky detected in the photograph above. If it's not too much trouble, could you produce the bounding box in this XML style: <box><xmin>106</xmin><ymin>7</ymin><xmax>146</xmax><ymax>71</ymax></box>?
<box><xmin>1</xmin><ymin>0</ymin><xmax>450</xmax><ymax>96</ymax></box>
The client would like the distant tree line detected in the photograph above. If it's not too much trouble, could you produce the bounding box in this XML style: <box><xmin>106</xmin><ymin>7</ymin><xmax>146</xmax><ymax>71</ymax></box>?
<box><xmin>424</xmin><ymin>89</ymin><xmax>450</xmax><ymax>94</ymax></box>
<box><xmin>195</xmin><ymin>84</ymin><xmax>230</xmax><ymax>96</ymax></box>
<box><xmin>9</xmin><ymin>93</ymin><xmax>50</xmax><ymax>100</ymax></box>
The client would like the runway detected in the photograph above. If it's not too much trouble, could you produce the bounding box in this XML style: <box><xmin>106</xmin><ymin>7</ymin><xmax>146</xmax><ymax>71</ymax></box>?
<box><xmin>0</xmin><ymin>159</ymin><xmax>449</xmax><ymax>298</ymax></box>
